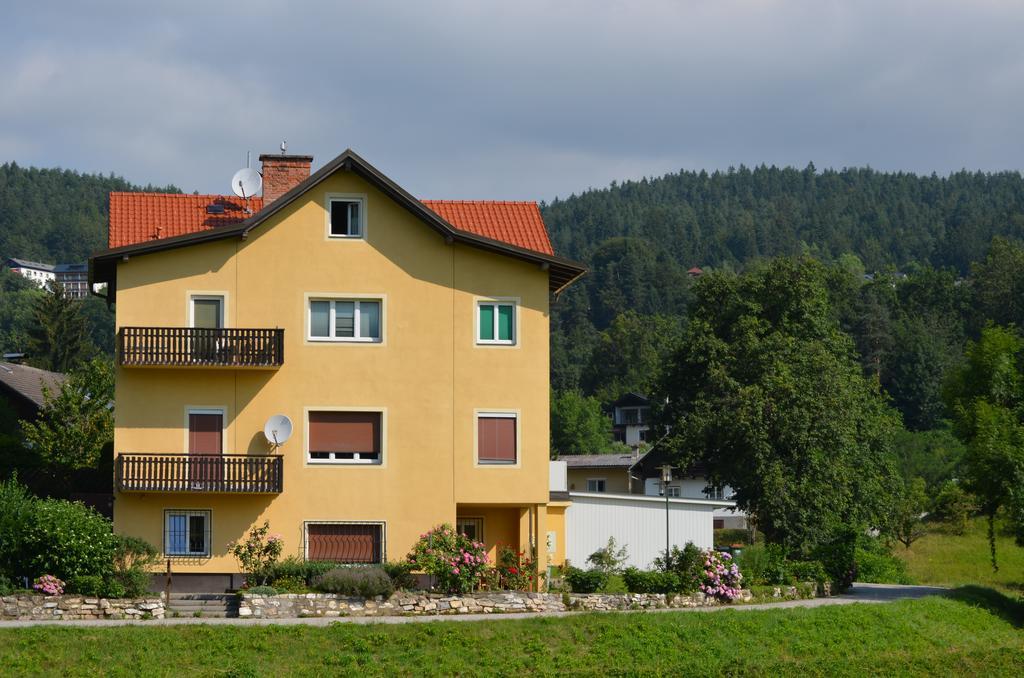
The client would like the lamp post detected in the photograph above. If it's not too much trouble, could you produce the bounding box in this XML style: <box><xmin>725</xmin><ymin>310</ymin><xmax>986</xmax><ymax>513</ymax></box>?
<box><xmin>660</xmin><ymin>464</ymin><xmax>673</xmax><ymax>568</ymax></box>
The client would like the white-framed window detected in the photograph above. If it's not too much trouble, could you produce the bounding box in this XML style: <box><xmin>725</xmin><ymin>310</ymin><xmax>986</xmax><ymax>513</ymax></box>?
<box><xmin>587</xmin><ymin>478</ymin><xmax>607</xmax><ymax>493</ymax></box>
<box><xmin>304</xmin><ymin>521</ymin><xmax>385</xmax><ymax>563</ymax></box>
<box><xmin>327</xmin><ymin>196</ymin><xmax>366</xmax><ymax>238</ymax></box>
<box><xmin>476</xmin><ymin>300</ymin><xmax>516</xmax><ymax>345</ymax></box>
<box><xmin>308</xmin><ymin>298</ymin><xmax>382</xmax><ymax>342</ymax></box>
<box><xmin>164</xmin><ymin>510</ymin><xmax>211</xmax><ymax>557</ymax></box>
<box><xmin>666</xmin><ymin>486</ymin><xmax>681</xmax><ymax>498</ymax></box>
<box><xmin>307</xmin><ymin>410</ymin><xmax>383</xmax><ymax>464</ymax></box>
<box><xmin>705</xmin><ymin>486</ymin><xmax>725</xmax><ymax>501</ymax></box>
<box><xmin>189</xmin><ymin>295</ymin><xmax>224</xmax><ymax>329</ymax></box>
<box><xmin>476</xmin><ymin>411</ymin><xmax>518</xmax><ymax>464</ymax></box>
<box><xmin>456</xmin><ymin>517</ymin><xmax>484</xmax><ymax>542</ymax></box>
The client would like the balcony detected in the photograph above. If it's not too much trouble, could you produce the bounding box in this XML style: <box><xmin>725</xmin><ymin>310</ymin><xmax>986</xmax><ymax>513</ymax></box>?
<box><xmin>118</xmin><ymin>327</ymin><xmax>284</xmax><ymax>368</ymax></box>
<box><xmin>116</xmin><ymin>454</ymin><xmax>283</xmax><ymax>494</ymax></box>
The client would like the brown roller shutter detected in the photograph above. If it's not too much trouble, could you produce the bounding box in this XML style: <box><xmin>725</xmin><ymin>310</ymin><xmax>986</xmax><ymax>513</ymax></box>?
<box><xmin>189</xmin><ymin>413</ymin><xmax>223</xmax><ymax>455</ymax></box>
<box><xmin>478</xmin><ymin>416</ymin><xmax>516</xmax><ymax>462</ymax></box>
<box><xmin>307</xmin><ymin>524</ymin><xmax>382</xmax><ymax>563</ymax></box>
<box><xmin>309</xmin><ymin>412</ymin><xmax>380</xmax><ymax>454</ymax></box>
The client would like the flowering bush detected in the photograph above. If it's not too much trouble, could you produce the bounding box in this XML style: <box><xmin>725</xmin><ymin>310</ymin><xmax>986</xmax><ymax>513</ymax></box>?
<box><xmin>494</xmin><ymin>544</ymin><xmax>536</xmax><ymax>591</ymax></box>
<box><xmin>229</xmin><ymin>522</ymin><xmax>283</xmax><ymax>586</ymax></box>
<box><xmin>406</xmin><ymin>524</ymin><xmax>488</xmax><ymax>594</ymax></box>
<box><xmin>700</xmin><ymin>549</ymin><xmax>743</xmax><ymax>602</ymax></box>
<box><xmin>33</xmin><ymin>574</ymin><xmax>65</xmax><ymax>596</ymax></box>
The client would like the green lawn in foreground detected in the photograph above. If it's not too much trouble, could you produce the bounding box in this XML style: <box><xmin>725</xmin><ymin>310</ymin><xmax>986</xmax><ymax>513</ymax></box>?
<box><xmin>0</xmin><ymin>588</ymin><xmax>1021</xmax><ymax>676</ymax></box>
<box><xmin>896</xmin><ymin>516</ymin><xmax>1024</xmax><ymax>594</ymax></box>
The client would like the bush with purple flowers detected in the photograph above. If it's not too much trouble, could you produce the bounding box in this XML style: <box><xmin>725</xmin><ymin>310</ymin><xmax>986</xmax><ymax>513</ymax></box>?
<box><xmin>33</xmin><ymin>574</ymin><xmax>64</xmax><ymax>596</ymax></box>
<box><xmin>700</xmin><ymin>549</ymin><xmax>743</xmax><ymax>602</ymax></box>
<box><xmin>407</xmin><ymin>524</ymin><xmax>488</xmax><ymax>594</ymax></box>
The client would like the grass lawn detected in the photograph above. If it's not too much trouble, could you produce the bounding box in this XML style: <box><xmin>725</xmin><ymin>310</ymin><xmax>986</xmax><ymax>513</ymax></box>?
<box><xmin>1</xmin><ymin>588</ymin><xmax>1022</xmax><ymax>676</ymax></box>
<box><xmin>895</xmin><ymin>516</ymin><xmax>1024</xmax><ymax>594</ymax></box>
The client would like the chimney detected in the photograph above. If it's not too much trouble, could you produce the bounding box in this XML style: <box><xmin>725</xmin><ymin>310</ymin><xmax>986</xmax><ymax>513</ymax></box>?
<box><xmin>259</xmin><ymin>152</ymin><xmax>313</xmax><ymax>204</ymax></box>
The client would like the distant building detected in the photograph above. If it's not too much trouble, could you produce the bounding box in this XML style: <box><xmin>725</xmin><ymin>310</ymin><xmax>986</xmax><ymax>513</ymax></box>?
<box><xmin>610</xmin><ymin>393</ymin><xmax>651</xmax><ymax>446</ymax></box>
<box><xmin>4</xmin><ymin>258</ymin><xmax>91</xmax><ymax>299</ymax></box>
<box><xmin>54</xmin><ymin>263</ymin><xmax>90</xmax><ymax>299</ymax></box>
<box><xmin>687</xmin><ymin>266</ymin><xmax>703</xmax><ymax>277</ymax></box>
<box><xmin>0</xmin><ymin>360</ymin><xmax>66</xmax><ymax>423</ymax></box>
<box><xmin>4</xmin><ymin>258</ymin><xmax>56</xmax><ymax>288</ymax></box>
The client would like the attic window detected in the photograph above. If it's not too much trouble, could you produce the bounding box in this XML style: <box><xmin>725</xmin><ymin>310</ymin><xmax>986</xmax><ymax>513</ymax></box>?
<box><xmin>206</xmin><ymin>204</ymin><xmax>225</xmax><ymax>214</ymax></box>
<box><xmin>329</xmin><ymin>198</ymin><xmax>364</xmax><ymax>238</ymax></box>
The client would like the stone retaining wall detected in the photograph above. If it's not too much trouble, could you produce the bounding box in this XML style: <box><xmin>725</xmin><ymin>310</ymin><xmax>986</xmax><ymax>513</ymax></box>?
<box><xmin>238</xmin><ymin>588</ymin><xmax>770</xmax><ymax>619</ymax></box>
<box><xmin>1</xmin><ymin>594</ymin><xmax>165</xmax><ymax>621</ymax></box>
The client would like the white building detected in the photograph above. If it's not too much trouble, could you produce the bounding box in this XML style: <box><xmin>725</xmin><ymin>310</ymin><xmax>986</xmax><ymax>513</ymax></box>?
<box><xmin>5</xmin><ymin>258</ymin><xmax>56</xmax><ymax>288</ymax></box>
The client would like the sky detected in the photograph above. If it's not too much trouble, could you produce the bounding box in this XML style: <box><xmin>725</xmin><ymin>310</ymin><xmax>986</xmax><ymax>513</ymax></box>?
<box><xmin>1</xmin><ymin>0</ymin><xmax>1023</xmax><ymax>201</ymax></box>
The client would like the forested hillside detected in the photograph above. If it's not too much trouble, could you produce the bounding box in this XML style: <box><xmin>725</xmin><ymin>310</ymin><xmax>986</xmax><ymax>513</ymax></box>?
<box><xmin>0</xmin><ymin>162</ymin><xmax>178</xmax><ymax>264</ymax></box>
<box><xmin>0</xmin><ymin>164</ymin><xmax>179</xmax><ymax>359</ymax></box>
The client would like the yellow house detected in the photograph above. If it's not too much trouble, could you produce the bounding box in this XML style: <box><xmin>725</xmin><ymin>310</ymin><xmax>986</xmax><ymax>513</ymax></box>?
<box><xmin>89</xmin><ymin>149</ymin><xmax>585</xmax><ymax>591</ymax></box>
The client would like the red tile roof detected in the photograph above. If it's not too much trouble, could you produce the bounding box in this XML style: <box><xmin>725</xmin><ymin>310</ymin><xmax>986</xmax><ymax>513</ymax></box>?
<box><xmin>108</xmin><ymin>193</ymin><xmax>554</xmax><ymax>256</ymax></box>
<box><xmin>421</xmin><ymin>200</ymin><xmax>554</xmax><ymax>255</ymax></box>
<box><xmin>108</xmin><ymin>193</ymin><xmax>264</xmax><ymax>248</ymax></box>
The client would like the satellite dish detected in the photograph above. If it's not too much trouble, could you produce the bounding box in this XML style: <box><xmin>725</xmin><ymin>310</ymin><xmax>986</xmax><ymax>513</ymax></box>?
<box><xmin>231</xmin><ymin>167</ymin><xmax>262</xmax><ymax>199</ymax></box>
<box><xmin>263</xmin><ymin>415</ymin><xmax>293</xmax><ymax>449</ymax></box>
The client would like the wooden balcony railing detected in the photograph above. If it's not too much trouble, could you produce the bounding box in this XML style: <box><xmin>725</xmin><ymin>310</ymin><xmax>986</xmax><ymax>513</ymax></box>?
<box><xmin>118</xmin><ymin>327</ymin><xmax>284</xmax><ymax>368</ymax></box>
<box><xmin>116</xmin><ymin>454</ymin><xmax>283</xmax><ymax>494</ymax></box>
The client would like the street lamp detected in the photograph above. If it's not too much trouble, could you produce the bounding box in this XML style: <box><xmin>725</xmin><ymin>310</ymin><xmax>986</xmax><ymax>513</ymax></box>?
<box><xmin>660</xmin><ymin>464</ymin><xmax>673</xmax><ymax>568</ymax></box>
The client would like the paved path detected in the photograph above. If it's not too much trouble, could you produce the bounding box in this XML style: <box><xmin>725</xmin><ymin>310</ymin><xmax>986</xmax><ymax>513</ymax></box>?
<box><xmin>0</xmin><ymin>583</ymin><xmax>947</xmax><ymax>629</ymax></box>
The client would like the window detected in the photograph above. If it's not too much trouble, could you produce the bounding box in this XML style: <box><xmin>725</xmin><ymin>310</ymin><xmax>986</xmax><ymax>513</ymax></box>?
<box><xmin>477</xmin><ymin>413</ymin><xmax>517</xmax><ymax>464</ymax></box>
<box><xmin>456</xmin><ymin>517</ymin><xmax>484</xmax><ymax>542</ymax></box>
<box><xmin>164</xmin><ymin>510</ymin><xmax>211</xmax><ymax>557</ymax></box>
<box><xmin>305</xmin><ymin>522</ymin><xmax>384</xmax><ymax>563</ymax></box>
<box><xmin>190</xmin><ymin>295</ymin><xmax>223</xmax><ymax>329</ymax></box>
<box><xmin>477</xmin><ymin>301</ymin><xmax>515</xmax><ymax>345</ymax></box>
<box><xmin>309</xmin><ymin>299</ymin><xmax>381</xmax><ymax>342</ymax></box>
<box><xmin>666</xmin><ymin>486</ymin><xmax>681</xmax><ymax>498</ymax></box>
<box><xmin>586</xmin><ymin>478</ymin><xmax>607</xmax><ymax>493</ymax></box>
<box><xmin>705</xmin><ymin>486</ymin><xmax>725</xmax><ymax>501</ymax></box>
<box><xmin>329</xmin><ymin>198</ymin><xmax>364</xmax><ymax>238</ymax></box>
<box><xmin>308</xmin><ymin>410</ymin><xmax>382</xmax><ymax>463</ymax></box>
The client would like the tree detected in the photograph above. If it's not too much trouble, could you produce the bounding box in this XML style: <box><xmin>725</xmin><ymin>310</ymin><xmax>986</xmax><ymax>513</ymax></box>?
<box><xmin>888</xmin><ymin>477</ymin><xmax>928</xmax><ymax>548</ymax></box>
<box><xmin>969</xmin><ymin>237</ymin><xmax>1024</xmax><ymax>331</ymax></box>
<box><xmin>582</xmin><ymin>311</ymin><xmax>684</xmax><ymax>403</ymax></box>
<box><xmin>655</xmin><ymin>257</ymin><xmax>902</xmax><ymax>554</ymax></box>
<box><xmin>550</xmin><ymin>390</ymin><xmax>619</xmax><ymax>456</ymax></box>
<box><xmin>944</xmin><ymin>325</ymin><xmax>1024</xmax><ymax>568</ymax></box>
<box><xmin>25</xmin><ymin>281</ymin><xmax>93</xmax><ymax>372</ymax></box>
<box><xmin>21</xmin><ymin>358</ymin><xmax>114</xmax><ymax>472</ymax></box>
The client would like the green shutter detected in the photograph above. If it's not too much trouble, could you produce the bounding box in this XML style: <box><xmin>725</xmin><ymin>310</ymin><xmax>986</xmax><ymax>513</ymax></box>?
<box><xmin>497</xmin><ymin>305</ymin><xmax>514</xmax><ymax>341</ymax></box>
<box><xmin>479</xmin><ymin>304</ymin><xmax>495</xmax><ymax>341</ymax></box>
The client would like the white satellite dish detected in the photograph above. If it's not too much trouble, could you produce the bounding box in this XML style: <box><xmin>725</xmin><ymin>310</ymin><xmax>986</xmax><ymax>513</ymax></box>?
<box><xmin>231</xmin><ymin>167</ymin><xmax>262</xmax><ymax>199</ymax></box>
<box><xmin>263</xmin><ymin>415</ymin><xmax>293</xmax><ymax>449</ymax></box>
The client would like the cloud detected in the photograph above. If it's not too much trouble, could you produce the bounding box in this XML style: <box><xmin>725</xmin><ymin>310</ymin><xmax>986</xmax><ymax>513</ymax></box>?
<box><xmin>1</xmin><ymin>1</ymin><xmax>1023</xmax><ymax>200</ymax></box>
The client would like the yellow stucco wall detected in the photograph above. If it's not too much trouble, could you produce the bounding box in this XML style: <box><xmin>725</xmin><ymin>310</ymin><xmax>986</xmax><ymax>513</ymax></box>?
<box><xmin>545</xmin><ymin>502</ymin><xmax>568</xmax><ymax>567</ymax></box>
<box><xmin>566</xmin><ymin>468</ymin><xmax>631</xmax><ymax>494</ymax></box>
<box><xmin>112</xmin><ymin>169</ymin><xmax>551</xmax><ymax>575</ymax></box>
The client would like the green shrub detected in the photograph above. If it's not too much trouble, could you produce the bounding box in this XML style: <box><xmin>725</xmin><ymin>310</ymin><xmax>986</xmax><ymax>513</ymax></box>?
<box><xmin>653</xmin><ymin>543</ymin><xmax>704</xmax><ymax>592</ymax></box>
<box><xmin>102</xmin><ymin>580</ymin><xmax>126</xmax><ymax>599</ymax></box>
<box><xmin>714</xmin><ymin>529</ymin><xmax>751</xmax><ymax>547</ymax></box>
<box><xmin>811</xmin><ymin>525</ymin><xmax>859</xmax><ymax>591</ymax></box>
<box><xmin>269</xmin><ymin>575</ymin><xmax>308</xmax><ymax>593</ymax></box>
<box><xmin>266</xmin><ymin>557</ymin><xmax>348</xmax><ymax>585</ymax></box>
<box><xmin>247</xmin><ymin>585</ymin><xmax>279</xmax><ymax>595</ymax></box>
<box><xmin>930</xmin><ymin>481</ymin><xmax>976</xmax><ymax>535</ymax></box>
<box><xmin>585</xmin><ymin>538</ymin><xmax>628</xmax><ymax>574</ymax></box>
<box><xmin>406</xmin><ymin>524</ymin><xmax>488</xmax><ymax>594</ymax></box>
<box><xmin>737</xmin><ymin>543</ymin><xmax>787</xmax><ymax>585</ymax></box>
<box><xmin>622</xmin><ymin>568</ymin><xmax>681</xmax><ymax>593</ymax></box>
<box><xmin>563</xmin><ymin>567</ymin><xmax>607</xmax><ymax>593</ymax></box>
<box><xmin>313</xmin><ymin>567</ymin><xmax>395</xmax><ymax>598</ymax></box>
<box><xmin>66</xmin><ymin>574</ymin><xmax>105</xmax><ymax>596</ymax></box>
<box><xmin>855</xmin><ymin>538</ymin><xmax>913</xmax><ymax>584</ymax></box>
<box><xmin>21</xmin><ymin>498</ymin><xmax>116</xmax><ymax>582</ymax></box>
<box><xmin>0</xmin><ymin>477</ymin><xmax>36</xmax><ymax>583</ymax></box>
<box><xmin>382</xmin><ymin>561</ymin><xmax>417</xmax><ymax>590</ymax></box>
<box><xmin>110</xmin><ymin>535</ymin><xmax>158</xmax><ymax>598</ymax></box>
<box><xmin>785</xmin><ymin>560</ymin><xmax>829</xmax><ymax>584</ymax></box>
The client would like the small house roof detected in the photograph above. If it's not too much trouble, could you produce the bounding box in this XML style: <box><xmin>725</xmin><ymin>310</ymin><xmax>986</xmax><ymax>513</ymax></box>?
<box><xmin>0</xmin><ymin>362</ymin><xmax>65</xmax><ymax>409</ymax></box>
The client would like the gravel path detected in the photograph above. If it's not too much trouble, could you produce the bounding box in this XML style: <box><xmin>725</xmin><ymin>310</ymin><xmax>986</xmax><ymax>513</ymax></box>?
<box><xmin>0</xmin><ymin>583</ymin><xmax>948</xmax><ymax>629</ymax></box>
